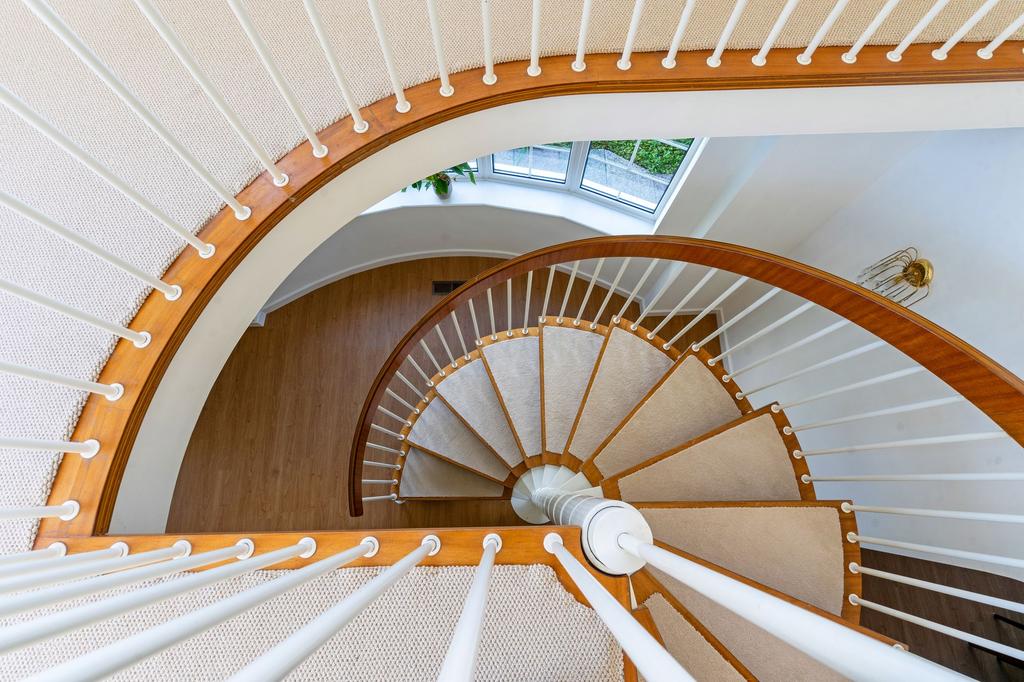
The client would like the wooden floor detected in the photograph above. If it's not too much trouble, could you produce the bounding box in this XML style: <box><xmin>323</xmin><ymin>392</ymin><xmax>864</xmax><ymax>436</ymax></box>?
<box><xmin>168</xmin><ymin>256</ymin><xmax>719</xmax><ymax>533</ymax></box>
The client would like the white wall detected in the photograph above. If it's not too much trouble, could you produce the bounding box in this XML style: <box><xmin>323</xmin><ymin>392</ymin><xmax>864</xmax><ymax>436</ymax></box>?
<box><xmin>720</xmin><ymin>128</ymin><xmax>1024</xmax><ymax>578</ymax></box>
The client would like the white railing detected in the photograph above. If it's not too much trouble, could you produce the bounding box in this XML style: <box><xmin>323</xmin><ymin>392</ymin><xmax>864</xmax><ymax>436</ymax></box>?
<box><xmin>0</xmin><ymin>500</ymin><xmax>78</xmax><ymax>521</ymax></box>
<box><xmin>438</xmin><ymin>534</ymin><xmax>501</xmax><ymax>681</ymax></box>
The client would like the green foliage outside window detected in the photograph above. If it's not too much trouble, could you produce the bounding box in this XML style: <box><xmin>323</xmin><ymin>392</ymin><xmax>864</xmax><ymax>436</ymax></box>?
<box><xmin>589</xmin><ymin>139</ymin><xmax>693</xmax><ymax>175</ymax></box>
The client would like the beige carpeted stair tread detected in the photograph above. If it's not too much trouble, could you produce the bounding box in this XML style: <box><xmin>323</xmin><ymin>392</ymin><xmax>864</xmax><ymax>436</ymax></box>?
<box><xmin>615</xmin><ymin>413</ymin><xmax>801</xmax><ymax>502</ymax></box>
<box><xmin>434</xmin><ymin>358</ymin><xmax>522</xmax><ymax>468</ymax></box>
<box><xmin>568</xmin><ymin>326</ymin><xmax>673</xmax><ymax>461</ymax></box>
<box><xmin>482</xmin><ymin>336</ymin><xmax>542</xmax><ymax>458</ymax></box>
<box><xmin>591</xmin><ymin>355</ymin><xmax>741</xmax><ymax>477</ymax></box>
<box><xmin>638</xmin><ymin>504</ymin><xmax>845</xmax><ymax>615</ymax></box>
<box><xmin>406</xmin><ymin>399</ymin><xmax>511</xmax><ymax>482</ymax></box>
<box><xmin>643</xmin><ymin>593</ymin><xmax>747</xmax><ymax>682</ymax></box>
<box><xmin>644</xmin><ymin>568</ymin><xmax>847</xmax><ymax>682</ymax></box>
<box><xmin>541</xmin><ymin>325</ymin><xmax>604</xmax><ymax>453</ymax></box>
<box><xmin>399</xmin><ymin>448</ymin><xmax>506</xmax><ymax>498</ymax></box>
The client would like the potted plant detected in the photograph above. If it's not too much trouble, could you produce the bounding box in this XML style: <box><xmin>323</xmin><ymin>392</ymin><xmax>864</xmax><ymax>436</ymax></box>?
<box><xmin>404</xmin><ymin>162</ymin><xmax>476</xmax><ymax>199</ymax></box>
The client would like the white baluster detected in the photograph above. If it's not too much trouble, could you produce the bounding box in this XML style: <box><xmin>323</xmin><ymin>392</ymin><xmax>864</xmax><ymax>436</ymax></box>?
<box><xmin>0</xmin><ymin>543</ymin><xmax>122</xmax><ymax>580</ymax></box>
<box><xmin>662</xmin><ymin>0</ymin><xmax>697</xmax><ymax>68</ymax></box>
<box><xmin>361</xmin><ymin>478</ymin><xmax>398</xmax><ymax>485</ymax></box>
<box><xmin>424</xmin><ymin>0</ymin><xmax>454</xmax><ymax>95</ymax></box>
<box><xmin>301</xmin><ymin>0</ymin><xmax>370</xmax><ymax>133</ymax></box>
<box><xmin>737</xmin><ymin>340</ymin><xmax>886</xmax><ymax>398</ymax></box>
<box><xmin>693</xmin><ymin>287</ymin><xmax>780</xmax><ymax>350</ymax></box>
<box><xmin>486</xmin><ymin>288</ymin><xmax>497</xmax><ymax>340</ymax></box>
<box><xmin>557</xmin><ymin>261</ymin><xmax>580</xmax><ymax>323</ymax></box>
<box><xmin>574</xmin><ymin>259</ymin><xmax>604</xmax><ymax>326</ymax></box>
<box><xmin>796</xmin><ymin>0</ymin><xmax>850</xmax><ymax>65</ymax></box>
<box><xmin>419</xmin><ymin>339</ymin><xmax>445</xmax><ymax>377</ymax></box>
<box><xmin>0</xmin><ymin>437</ymin><xmax>100</xmax><ymax>458</ymax></box>
<box><xmin>0</xmin><ymin>359</ymin><xmax>122</xmax><ymax>401</ymax></box>
<box><xmin>707</xmin><ymin>0</ymin><xmax>749</xmax><ymax>67</ymax></box>
<box><xmin>572</xmin><ymin>0</ymin><xmax>594</xmax><ymax>71</ymax></box>
<box><xmin>726</xmin><ymin>319</ymin><xmax>850</xmax><ymax>380</ymax></box>
<box><xmin>0</xmin><ymin>86</ymin><xmax>213</xmax><ymax>256</ymax></box>
<box><xmin>842</xmin><ymin>0</ymin><xmax>900</xmax><ymax>64</ymax></box>
<box><xmin>23</xmin><ymin>0</ymin><xmax>251</xmax><ymax>218</ymax></box>
<box><xmin>468</xmin><ymin>299</ymin><xmax>483</xmax><ymax>343</ymax></box>
<box><xmin>0</xmin><ymin>192</ymin><xmax>180</xmax><ymax>300</ymax></box>
<box><xmin>663</xmin><ymin>276</ymin><xmax>748</xmax><ymax>350</ymax></box>
<box><xmin>385</xmin><ymin>387</ymin><xmax>420</xmax><ymax>415</ymax></box>
<box><xmin>647</xmin><ymin>268</ymin><xmax>716</xmax><ymax>340</ymax></box>
<box><xmin>366</xmin><ymin>442</ymin><xmax>403</xmax><ymax>455</ymax></box>
<box><xmin>617</xmin><ymin>0</ymin><xmax>647</xmax><ymax>70</ymax></box>
<box><xmin>0</xmin><ymin>541</ymin><xmax>251</xmax><ymax>619</ymax></box>
<box><xmin>133</xmin><ymin>0</ymin><xmax>293</xmax><ymax>179</ymax></box>
<box><xmin>228</xmin><ymin>537</ymin><xmax>437</xmax><ymax>681</ymax></box>
<box><xmin>438</xmin><ymin>534</ymin><xmax>501</xmax><ymax>681</ymax></box>
<box><xmin>0</xmin><ymin>500</ymin><xmax>78</xmax><ymax>522</ymax></box>
<box><xmin>786</xmin><ymin>395</ymin><xmax>965</xmax><ymax>432</ymax></box>
<box><xmin>376</xmin><ymin>405</ymin><xmax>411</xmax><ymax>427</ymax></box>
<box><xmin>541</xmin><ymin>266</ymin><xmax>556</xmax><ymax>321</ymax></box>
<box><xmin>978</xmin><ymin>10</ymin><xmax>1024</xmax><ymax>59</ymax></box>
<box><xmin>450</xmin><ymin>311</ymin><xmax>471</xmax><ymax>360</ymax></box>
<box><xmin>933</xmin><ymin>0</ymin><xmax>1000</xmax><ymax>60</ymax></box>
<box><xmin>772</xmin><ymin>366</ymin><xmax>925</xmax><ymax>411</ymax></box>
<box><xmin>366</xmin><ymin>0</ymin><xmax>411</xmax><ymax>112</ymax></box>
<box><xmin>806</xmin><ymin>472</ymin><xmax>1024</xmax><ymax>483</ymax></box>
<box><xmin>615</xmin><ymin>259</ymin><xmax>659</xmax><ymax>322</ymax></box>
<box><xmin>795</xmin><ymin>431</ymin><xmax>1008</xmax><ymax>458</ymax></box>
<box><xmin>363</xmin><ymin>493</ymin><xmax>399</xmax><ymax>503</ymax></box>
<box><xmin>848</xmin><ymin>533</ymin><xmax>1024</xmax><ymax>570</ymax></box>
<box><xmin>592</xmin><ymin>258</ymin><xmax>630</xmax><ymax>328</ymax></box>
<box><xmin>395</xmin><ymin>370</ymin><xmax>427</xmax><ymax>399</ymax></box>
<box><xmin>363</xmin><ymin>460</ymin><xmax>402</xmax><ymax>470</ymax></box>
<box><xmin>710</xmin><ymin>301</ymin><xmax>814</xmax><ymax>365</ymax></box>
<box><xmin>506</xmin><ymin>278</ymin><xmax>514</xmax><ymax>336</ymax></box>
<box><xmin>0</xmin><ymin>279</ymin><xmax>150</xmax><ymax>348</ymax></box>
<box><xmin>0</xmin><ymin>542</ymin><xmax>65</xmax><ymax>569</ymax></box>
<box><xmin>632</xmin><ymin>263</ymin><xmax>684</xmax><ymax>331</ymax></box>
<box><xmin>528</xmin><ymin>0</ymin><xmax>542</xmax><ymax>76</ymax></box>
<box><xmin>370</xmin><ymin>423</ymin><xmax>404</xmax><ymax>441</ymax></box>
<box><xmin>522</xmin><ymin>270</ymin><xmax>534</xmax><ymax>333</ymax></box>
<box><xmin>406</xmin><ymin>355</ymin><xmax>433</xmax><ymax>387</ymax></box>
<box><xmin>886</xmin><ymin>0</ymin><xmax>952</xmax><ymax>62</ymax></box>
<box><xmin>436</xmin><ymin>326</ymin><xmax>458</xmax><ymax>368</ymax></box>
<box><xmin>752</xmin><ymin>0</ymin><xmax>801</xmax><ymax>66</ymax></box>
<box><xmin>842</xmin><ymin>502</ymin><xmax>1024</xmax><ymax>524</ymax></box>
<box><xmin>481</xmin><ymin>0</ymin><xmax>497</xmax><ymax>84</ymax></box>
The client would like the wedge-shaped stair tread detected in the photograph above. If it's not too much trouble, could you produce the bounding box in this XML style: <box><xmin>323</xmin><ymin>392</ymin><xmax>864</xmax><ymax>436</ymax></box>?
<box><xmin>644</xmin><ymin>568</ymin><xmax>845</xmax><ymax>681</ymax></box>
<box><xmin>482</xmin><ymin>336</ymin><xmax>541</xmax><ymax>457</ymax></box>
<box><xmin>434</xmin><ymin>358</ymin><xmax>522</xmax><ymax>468</ymax></box>
<box><xmin>399</xmin><ymin>448</ymin><xmax>506</xmax><ymax>498</ymax></box>
<box><xmin>406</xmin><ymin>398</ymin><xmax>511</xmax><ymax>482</ymax></box>
<box><xmin>638</xmin><ymin>503</ymin><xmax>845</xmax><ymax>615</ymax></box>
<box><xmin>568</xmin><ymin>326</ymin><xmax>673</xmax><ymax>461</ymax></box>
<box><xmin>541</xmin><ymin>325</ymin><xmax>604</xmax><ymax>453</ymax></box>
<box><xmin>591</xmin><ymin>355</ymin><xmax>741</xmax><ymax>477</ymax></box>
<box><xmin>643</xmin><ymin>592</ymin><xmax>748</xmax><ymax>681</ymax></box>
<box><xmin>615</xmin><ymin>412</ymin><xmax>801</xmax><ymax>502</ymax></box>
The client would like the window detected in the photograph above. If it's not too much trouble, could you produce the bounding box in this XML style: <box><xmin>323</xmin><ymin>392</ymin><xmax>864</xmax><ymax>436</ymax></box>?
<box><xmin>492</xmin><ymin>143</ymin><xmax>572</xmax><ymax>183</ymax></box>
<box><xmin>581</xmin><ymin>139</ymin><xmax>693</xmax><ymax>212</ymax></box>
<box><xmin>468</xmin><ymin>138</ymin><xmax>697</xmax><ymax>219</ymax></box>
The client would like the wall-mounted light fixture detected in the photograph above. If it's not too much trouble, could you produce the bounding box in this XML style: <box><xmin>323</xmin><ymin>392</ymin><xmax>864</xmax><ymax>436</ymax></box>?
<box><xmin>857</xmin><ymin>247</ymin><xmax>932</xmax><ymax>307</ymax></box>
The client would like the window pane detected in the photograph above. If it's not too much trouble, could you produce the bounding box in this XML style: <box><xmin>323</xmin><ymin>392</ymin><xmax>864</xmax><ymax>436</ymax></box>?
<box><xmin>492</xmin><ymin>142</ymin><xmax>571</xmax><ymax>183</ymax></box>
<box><xmin>466</xmin><ymin>159</ymin><xmax>479</xmax><ymax>172</ymax></box>
<box><xmin>580</xmin><ymin>138</ymin><xmax>693</xmax><ymax>212</ymax></box>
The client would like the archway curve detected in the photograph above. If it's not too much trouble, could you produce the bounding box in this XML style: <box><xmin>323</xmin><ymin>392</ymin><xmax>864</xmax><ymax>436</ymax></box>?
<box><xmin>39</xmin><ymin>47</ymin><xmax>1024</xmax><ymax>539</ymax></box>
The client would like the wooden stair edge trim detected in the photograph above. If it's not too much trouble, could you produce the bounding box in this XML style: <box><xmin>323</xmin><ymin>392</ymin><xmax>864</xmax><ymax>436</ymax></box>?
<box><xmin>622</xmin><ymin>604</ymin><xmax>663</xmax><ymax>682</ymax></box>
<box><xmin>632</xmin><ymin>568</ymin><xmax>757</xmax><ymax>681</ymax></box>
<box><xmin>768</xmin><ymin>406</ymin><xmax>816</xmax><ymax>501</ymax></box>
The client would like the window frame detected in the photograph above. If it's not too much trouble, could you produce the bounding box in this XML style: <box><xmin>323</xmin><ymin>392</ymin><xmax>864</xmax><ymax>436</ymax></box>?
<box><xmin>468</xmin><ymin>139</ymin><xmax>699</xmax><ymax>221</ymax></box>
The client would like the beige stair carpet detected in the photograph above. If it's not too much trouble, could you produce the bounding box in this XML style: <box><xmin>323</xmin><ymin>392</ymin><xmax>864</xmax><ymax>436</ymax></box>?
<box><xmin>541</xmin><ymin>326</ymin><xmax>604</xmax><ymax>453</ymax></box>
<box><xmin>482</xmin><ymin>337</ymin><xmax>542</xmax><ymax>457</ymax></box>
<box><xmin>399</xmin><ymin>448</ymin><xmax>505</xmax><ymax>498</ymax></box>
<box><xmin>568</xmin><ymin>327</ymin><xmax>673</xmax><ymax>461</ymax></box>
<box><xmin>644</xmin><ymin>569</ymin><xmax>847</xmax><ymax>682</ymax></box>
<box><xmin>592</xmin><ymin>356</ymin><xmax>741</xmax><ymax>477</ymax></box>
<box><xmin>434</xmin><ymin>358</ymin><xmax>522</xmax><ymax>468</ymax></box>
<box><xmin>639</xmin><ymin>505</ymin><xmax>845</xmax><ymax>615</ymax></box>
<box><xmin>0</xmin><ymin>565</ymin><xmax>623</xmax><ymax>681</ymax></box>
<box><xmin>406</xmin><ymin>398</ymin><xmax>510</xmax><ymax>481</ymax></box>
<box><xmin>643</xmin><ymin>593</ymin><xmax>746</xmax><ymax>682</ymax></box>
<box><xmin>617</xmin><ymin>414</ymin><xmax>801</xmax><ymax>502</ymax></box>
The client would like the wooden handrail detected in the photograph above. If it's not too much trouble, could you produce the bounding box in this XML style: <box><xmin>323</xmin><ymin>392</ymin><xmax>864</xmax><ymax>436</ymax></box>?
<box><xmin>350</xmin><ymin>236</ymin><xmax>1024</xmax><ymax>515</ymax></box>
<box><xmin>38</xmin><ymin>44</ymin><xmax>1024</xmax><ymax>541</ymax></box>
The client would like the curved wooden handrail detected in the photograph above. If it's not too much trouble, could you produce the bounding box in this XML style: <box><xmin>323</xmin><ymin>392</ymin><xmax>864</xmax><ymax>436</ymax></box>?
<box><xmin>350</xmin><ymin>235</ymin><xmax>1024</xmax><ymax>516</ymax></box>
<box><xmin>38</xmin><ymin>44</ymin><xmax>1024</xmax><ymax>542</ymax></box>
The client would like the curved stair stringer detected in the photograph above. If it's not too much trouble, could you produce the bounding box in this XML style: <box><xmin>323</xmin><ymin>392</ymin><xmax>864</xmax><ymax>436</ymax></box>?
<box><xmin>580</xmin><ymin>319</ymin><xmax>751</xmax><ymax>483</ymax></box>
<box><xmin>631</xmin><ymin>569</ymin><xmax>757</xmax><ymax>681</ymax></box>
<box><xmin>601</xmin><ymin>405</ymin><xmax>815</xmax><ymax>502</ymax></box>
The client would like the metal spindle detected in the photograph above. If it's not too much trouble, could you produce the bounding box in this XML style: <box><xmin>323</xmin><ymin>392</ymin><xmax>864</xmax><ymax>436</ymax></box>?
<box><xmin>506</xmin><ymin>278</ymin><xmax>514</xmax><ymax>336</ymax></box>
<box><xmin>649</xmin><ymin>269</ymin><xmax>720</xmax><ymax>340</ymax></box>
<box><xmin>933</xmin><ymin>0</ymin><xmax>1000</xmax><ymax>60</ymax></box>
<box><xmin>425</xmin><ymin>0</ymin><xmax>454</xmax><ymax>96</ymax></box>
<box><xmin>795</xmin><ymin>432</ymin><xmax>1009</xmax><ymax>458</ymax></box>
<box><xmin>0</xmin><ymin>543</ymin><xmax>65</xmax><ymax>569</ymax></box>
<box><xmin>366</xmin><ymin>0</ymin><xmax>411</xmax><ymax>112</ymax></box>
<box><xmin>707</xmin><ymin>0</ymin><xmax>749</xmax><ymax>67</ymax></box>
<box><xmin>438</xmin><ymin>534</ymin><xmax>502</xmax><ymax>680</ymax></box>
<box><xmin>0</xmin><ymin>279</ymin><xmax>150</xmax><ymax>348</ymax></box>
<box><xmin>591</xmin><ymin>258</ymin><xmax>630</xmax><ymax>328</ymax></box>
<box><xmin>772</xmin><ymin>366</ymin><xmax>925</xmax><ymax>412</ymax></box>
<box><xmin>227</xmin><ymin>0</ymin><xmax>327</xmax><ymax>157</ymax></box>
<box><xmin>726</xmin><ymin>319</ymin><xmax>850</xmax><ymax>380</ymax></box>
<box><xmin>886</xmin><ymin>0</ymin><xmax>951</xmax><ymax>62</ymax></box>
<box><xmin>978</xmin><ymin>10</ymin><xmax>1024</xmax><ymax>58</ymax></box>
<box><xmin>370</xmin><ymin>423</ymin><xmax>404</xmax><ymax>440</ymax></box>
<box><xmin>363</xmin><ymin>460</ymin><xmax>402</xmax><ymax>470</ymax></box>
<box><xmin>0</xmin><ymin>359</ymin><xmax>122</xmax><ymax>401</ymax></box>
<box><xmin>796</xmin><ymin>0</ymin><xmax>850</xmax><ymax>64</ymax></box>
<box><xmin>0</xmin><ymin>543</ymin><xmax>124</xmax><ymax>581</ymax></box>
<box><xmin>395</xmin><ymin>370</ymin><xmax>427</xmax><ymax>399</ymax></box>
<box><xmin>0</xmin><ymin>437</ymin><xmax>100</xmax><ymax>458</ymax></box>
<box><xmin>752</xmin><ymin>0</ymin><xmax>800</xmax><ymax>66</ymax></box>
<box><xmin>557</xmin><ymin>261</ymin><xmax>581</xmax><ymax>323</ymax></box>
<box><xmin>528</xmin><ymin>0</ymin><xmax>542</xmax><ymax>76</ymax></box>
<box><xmin>24</xmin><ymin>0</ymin><xmax>251</xmax><ymax>218</ymax></box>
<box><xmin>572</xmin><ymin>0</ymin><xmax>594</xmax><ymax>71</ymax></box>
<box><xmin>632</xmin><ymin>263</ymin><xmax>684</xmax><ymax>331</ymax></box>
<box><xmin>363</xmin><ymin>493</ymin><xmax>399</xmax><ymax>503</ymax></box>
<box><xmin>663</xmin><ymin>276</ymin><xmax>748</xmax><ymax>350</ymax></box>
<box><xmin>486</xmin><ymin>289</ymin><xmax>497</xmax><ymax>339</ymax></box>
<box><xmin>617</xmin><ymin>0</ymin><xmax>647</xmax><ymax>70</ymax></box>
<box><xmin>133</xmin><ymin>0</ymin><xmax>292</xmax><ymax>180</ymax></box>
<box><xmin>786</xmin><ymin>396</ymin><xmax>965</xmax><ymax>433</ymax></box>
<box><xmin>419</xmin><ymin>339</ymin><xmax>445</xmax><ymax>377</ymax></box>
<box><xmin>481</xmin><ymin>0</ymin><xmax>497</xmax><ymax>84</ymax></box>
<box><xmin>843</xmin><ymin>502</ymin><xmax>1024</xmax><ymax>524</ymax></box>
<box><xmin>436</xmin><ymin>326</ymin><xmax>458</xmax><ymax>368</ymax></box>
<box><xmin>385</xmin><ymin>387</ymin><xmax>420</xmax><ymax>415</ymax></box>
<box><xmin>841</xmin><ymin>0</ymin><xmax>900</xmax><ymax>63</ymax></box>
<box><xmin>693</xmin><ymin>287</ymin><xmax>781</xmax><ymax>351</ymax></box>
<box><xmin>662</xmin><ymin>0</ymin><xmax>697</xmax><ymax>68</ymax></box>
<box><xmin>0</xmin><ymin>501</ymin><xmax>78</xmax><ymax>522</ymax></box>
<box><xmin>366</xmin><ymin>442</ymin><xmax>404</xmax><ymax>455</ymax></box>
<box><xmin>574</xmin><ymin>259</ymin><xmax>604</xmax><ymax>325</ymax></box>
<box><xmin>737</xmin><ymin>340</ymin><xmax>886</xmax><ymax>398</ymax></box>
<box><xmin>376</xmin><ymin>405</ymin><xmax>411</xmax><ymax>427</ymax></box>
<box><xmin>0</xmin><ymin>192</ymin><xmax>180</xmax><ymax>299</ymax></box>
<box><xmin>361</xmin><ymin>478</ymin><xmax>398</xmax><ymax>485</ymax></box>
<box><xmin>0</xmin><ymin>86</ymin><xmax>213</xmax><ymax>256</ymax></box>
<box><xmin>848</xmin><ymin>533</ymin><xmax>1024</xmax><ymax>570</ymax></box>
<box><xmin>301</xmin><ymin>0</ymin><xmax>369</xmax><ymax>133</ymax></box>
<box><xmin>615</xmin><ymin>259</ymin><xmax>660</xmax><ymax>322</ymax></box>
<box><xmin>806</xmin><ymin>472</ymin><xmax>1024</xmax><ymax>483</ymax></box>
<box><xmin>710</xmin><ymin>301</ymin><xmax>814</xmax><ymax>364</ymax></box>
<box><xmin>541</xmin><ymin>266</ymin><xmax>556</xmax><ymax>321</ymax></box>
<box><xmin>468</xmin><ymin>299</ymin><xmax>483</xmax><ymax>343</ymax></box>
<box><xmin>522</xmin><ymin>271</ymin><xmax>534</xmax><ymax>333</ymax></box>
